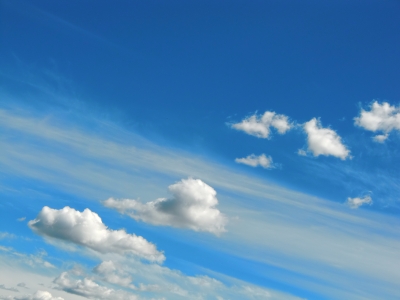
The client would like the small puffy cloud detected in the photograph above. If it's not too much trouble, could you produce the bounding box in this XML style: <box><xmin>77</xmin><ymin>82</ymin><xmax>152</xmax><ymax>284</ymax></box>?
<box><xmin>3</xmin><ymin>290</ymin><xmax>64</xmax><ymax>300</ymax></box>
<box><xmin>303</xmin><ymin>118</ymin><xmax>350</xmax><ymax>160</ymax></box>
<box><xmin>235</xmin><ymin>154</ymin><xmax>275</xmax><ymax>169</ymax></box>
<box><xmin>346</xmin><ymin>196</ymin><xmax>373</xmax><ymax>209</ymax></box>
<box><xmin>28</xmin><ymin>206</ymin><xmax>164</xmax><ymax>263</ymax></box>
<box><xmin>354</xmin><ymin>101</ymin><xmax>400</xmax><ymax>142</ymax></box>
<box><xmin>103</xmin><ymin>178</ymin><xmax>227</xmax><ymax>235</ymax></box>
<box><xmin>93</xmin><ymin>261</ymin><xmax>133</xmax><ymax>288</ymax></box>
<box><xmin>372</xmin><ymin>133</ymin><xmax>388</xmax><ymax>143</ymax></box>
<box><xmin>297</xmin><ymin>149</ymin><xmax>307</xmax><ymax>156</ymax></box>
<box><xmin>231</xmin><ymin>111</ymin><xmax>292</xmax><ymax>138</ymax></box>
<box><xmin>53</xmin><ymin>272</ymin><xmax>137</xmax><ymax>300</ymax></box>
<box><xmin>17</xmin><ymin>217</ymin><xmax>26</xmax><ymax>222</ymax></box>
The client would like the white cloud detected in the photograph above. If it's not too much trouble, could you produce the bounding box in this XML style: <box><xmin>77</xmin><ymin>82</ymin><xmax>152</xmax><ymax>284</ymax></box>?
<box><xmin>354</xmin><ymin>101</ymin><xmax>400</xmax><ymax>142</ymax></box>
<box><xmin>235</xmin><ymin>154</ymin><xmax>275</xmax><ymax>169</ymax></box>
<box><xmin>0</xmin><ymin>233</ymin><xmax>16</xmax><ymax>240</ymax></box>
<box><xmin>93</xmin><ymin>261</ymin><xmax>133</xmax><ymax>288</ymax></box>
<box><xmin>53</xmin><ymin>272</ymin><xmax>137</xmax><ymax>300</ymax></box>
<box><xmin>303</xmin><ymin>118</ymin><xmax>350</xmax><ymax>160</ymax></box>
<box><xmin>103</xmin><ymin>178</ymin><xmax>227</xmax><ymax>235</ymax></box>
<box><xmin>297</xmin><ymin>149</ymin><xmax>307</xmax><ymax>156</ymax></box>
<box><xmin>3</xmin><ymin>290</ymin><xmax>64</xmax><ymax>300</ymax></box>
<box><xmin>0</xmin><ymin>246</ymin><xmax>55</xmax><ymax>270</ymax></box>
<box><xmin>231</xmin><ymin>111</ymin><xmax>292</xmax><ymax>138</ymax></box>
<box><xmin>372</xmin><ymin>133</ymin><xmax>389</xmax><ymax>143</ymax></box>
<box><xmin>28</xmin><ymin>206</ymin><xmax>164</xmax><ymax>263</ymax></box>
<box><xmin>346</xmin><ymin>196</ymin><xmax>373</xmax><ymax>209</ymax></box>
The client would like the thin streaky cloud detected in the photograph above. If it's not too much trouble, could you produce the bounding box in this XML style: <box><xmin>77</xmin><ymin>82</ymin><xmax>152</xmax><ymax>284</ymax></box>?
<box><xmin>235</xmin><ymin>154</ymin><xmax>275</xmax><ymax>169</ymax></box>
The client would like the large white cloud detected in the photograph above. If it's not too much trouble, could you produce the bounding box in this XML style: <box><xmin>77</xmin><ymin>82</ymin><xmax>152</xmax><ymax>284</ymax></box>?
<box><xmin>53</xmin><ymin>272</ymin><xmax>137</xmax><ymax>300</ymax></box>
<box><xmin>303</xmin><ymin>118</ymin><xmax>350</xmax><ymax>160</ymax></box>
<box><xmin>354</xmin><ymin>101</ymin><xmax>400</xmax><ymax>141</ymax></box>
<box><xmin>231</xmin><ymin>111</ymin><xmax>292</xmax><ymax>138</ymax></box>
<box><xmin>103</xmin><ymin>178</ymin><xmax>227</xmax><ymax>235</ymax></box>
<box><xmin>235</xmin><ymin>154</ymin><xmax>275</xmax><ymax>169</ymax></box>
<box><xmin>28</xmin><ymin>206</ymin><xmax>164</xmax><ymax>263</ymax></box>
<box><xmin>3</xmin><ymin>290</ymin><xmax>64</xmax><ymax>300</ymax></box>
<box><xmin>346</xmin><ymin>196</ymin><xmax>373</xmax><ymax>209</ymax></box>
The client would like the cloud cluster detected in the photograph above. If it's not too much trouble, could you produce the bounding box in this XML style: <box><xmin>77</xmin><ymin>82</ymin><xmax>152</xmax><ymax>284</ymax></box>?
<box><xmin>103</xmin><ymin>178</ymin><xmax>227</xmax><ymax>235</ymax></box>
<box><xmin>303</xmin><ymin>118</ymin><xmax>350</xmax><ymax>160</ymax></box>
<box><xmin>53</xmin><ymin>272</ymin><xmax>137</xmax><ymax>300</ymax></box>
<box><xmin>28</xmin><ymin>206</ymin><xmax>164</xmax><ymax>263</ymax></box>
<box><xmin>2</xmin><ymin>290</ymin><xmax>64</xmax><ymax>300</ymax></box>
<box><xmin>346</xmin><ymin>196</ymin><xmax>373</xmax><ymax>209</ymax></box>
<box><xmin>235</xmin><ymin>154</ymin><xmax>275</xmax><ymax>169</ymax></box>
<box><xmin>354</xmin><ymin>101</ymin><xmax>400</xmax><ymax>142</ymax></box>
<box><xmin>231</xmin><ymin>111</ymin><xmax>292</xmax><ymax>138</ymax></box>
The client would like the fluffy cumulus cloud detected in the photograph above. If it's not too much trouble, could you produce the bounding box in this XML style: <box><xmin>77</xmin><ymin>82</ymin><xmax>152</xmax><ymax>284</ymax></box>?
<box><xmin>354</xmin><ymin>101</ymin><xmax>400</xmax><ymax>141</ymax></box>
<box><xmin>235</xmin><ymin>154</ymin><xmax>275</xmax><ymax>169</ymax></box>
<box><xmin>103</xmin><ymin>178</ymin><xmax>227</xmax><ymax>235</ymax></box>
<box><xmin>93</xmin><ymin>261</ymin><xmax>134</xmax><ymax>288</ymax></box>
<box><xmin>346</xmin><ymin>196</ymin><xmax>373</xmax><ymax>209</ymax></box>
<box><xmin>28</xmin><ymin>206</ymin><xmax>164</xmax><ymax>263</ymax></box>
<box><xmin>53</xmin><ymin>272</ymin><xmax>137</xmax><ymax>300</ymax></box>
<box><xmin>1</xmin><ymin>290</ymin><xmax>64</xmax><ymax>300</ymax></box>
<box><xmin>303</xmin><ymin>118</ymin><xmax>350</xmax><ymax>160</ymax></box>
<box><xmin>231</xmin><ymin>111</ymin><xmax>292</xmax><ymax>138</ymax></box>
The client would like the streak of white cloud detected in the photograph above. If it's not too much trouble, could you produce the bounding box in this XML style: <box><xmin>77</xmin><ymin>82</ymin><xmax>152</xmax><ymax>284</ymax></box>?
<box><xmin>0</xmin><ymin>285</ymin><xmax>18</xmax><ymax>292</ymax></box>
<box><xmin>103</xmin><ymin>178</ymin><xmax>227</xmax><ymax>235</ymax></box>
<box><xmin>231</xmin><ymin>111</ymin><xmax>292</xmax><ymax>138</ymax></box>
<box><xmin>235</xmin><ymin>154</ymin><xmax>275</xmax><ymax>169</ymax></box>
<box><xmin>354</xmin><ymin>101</ymin><xmax>400</xmax><ymax>142</ymax></box>
<box><xmin>346</xmin><ymin>196</ymin><xmax>373</xmax><ymax>209</ymax></box>
<box><xmin>0</xmin><ymin>233</ymin><xmax>16</xmax><ymax>240</ymax></box>
<box><xmin>53</xmin><ymin>272</ymin><xmax>137</xmax><ymax>300</ymax></box>
<box><xmin>28</xmin><ymin>206</ymin><xmax>164</xmax><ymax>263</ymax></box>
<box><xmin>3</xmin><ymin>290</ymin><xmax>64</xmax><ymax>300</ymax></box>
<box><xmin>303</xmin><ymin>118</ymin><xmax>350</xmax><ymax>160</ymax></box>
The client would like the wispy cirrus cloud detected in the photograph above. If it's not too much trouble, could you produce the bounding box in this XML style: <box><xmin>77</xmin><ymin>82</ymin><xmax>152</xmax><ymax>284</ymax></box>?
<box><xmin>354</xmin><ymin>101</ymin><xmax>400</xmax><ymax>142</ymax></box>
<box><xmin>0</xmin><ymin>284</ymin><xmax>18</xmax><ymax>292</ymax></box>
<box><xmin>235</xmin><ymin>154</ymin><xmax>275</xmax><ymax>169</ymax></box>
<box><xmin>302</xmin><ymin>118</ymin><xmax>350</xmax><ymax>160</ymax></box>
<box><xmin>103</xmin><ymin>178</ymin><xmax>227</xmax><ymax>235</ymax></box>
<box><xmin>231</xmin><ymin>111</ymin><xmax>292</xmax><ymax>139</ymax></box>
<box><xmin>28</xmin><ymin>206</ymin><xmax>165</xmax><ymax>263</ymax></box>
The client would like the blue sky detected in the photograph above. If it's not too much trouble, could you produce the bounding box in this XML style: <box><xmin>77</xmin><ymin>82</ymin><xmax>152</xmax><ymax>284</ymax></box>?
<box><xmin>1</xmin><ymin>1</ymin><xmax>400</xmax><ymax>299</ymax></box>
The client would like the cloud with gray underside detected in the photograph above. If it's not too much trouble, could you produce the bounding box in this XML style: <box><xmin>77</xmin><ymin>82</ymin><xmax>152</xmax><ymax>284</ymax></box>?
<box><xmin>103</xmin><ymin>178</ymin><xmax>227</xmax><ymax>235</ymax></box>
